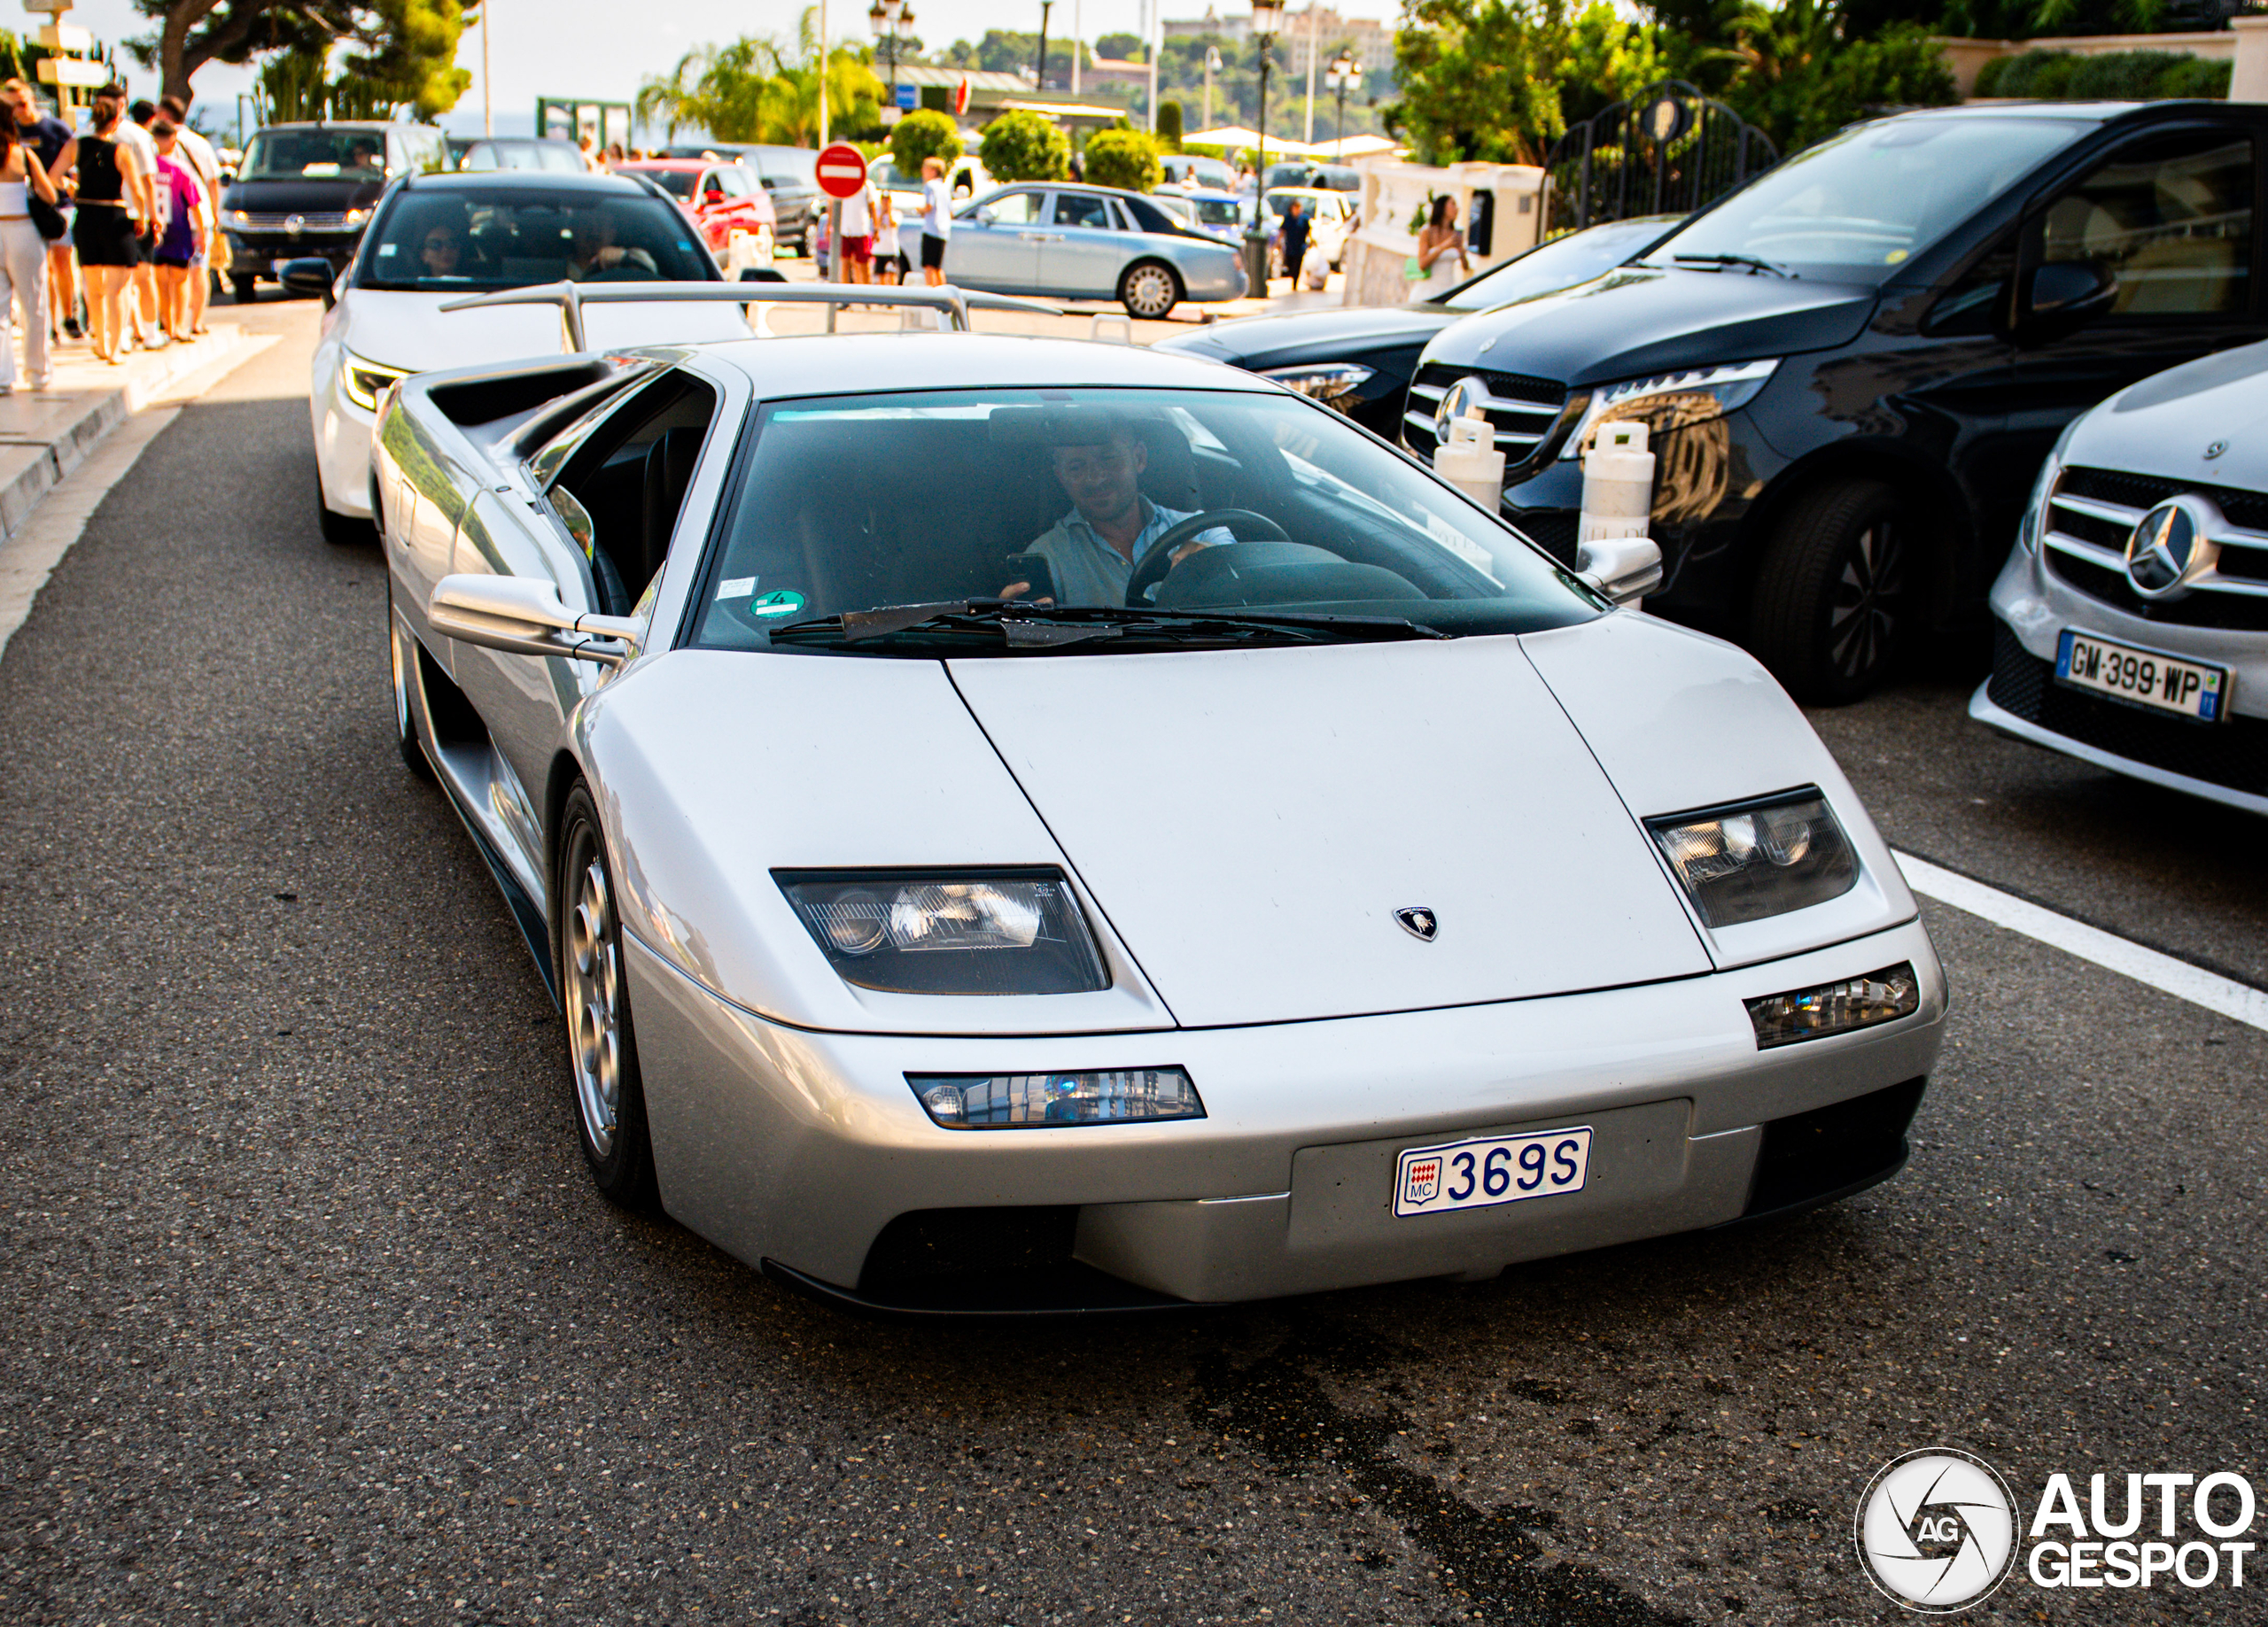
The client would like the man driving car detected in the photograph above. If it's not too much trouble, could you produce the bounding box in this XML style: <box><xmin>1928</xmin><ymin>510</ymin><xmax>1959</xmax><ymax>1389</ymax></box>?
<box><xmin>1004</xmin><ymin>418</ymin><xmax>1234</xmax><ymax>605</ymax></box>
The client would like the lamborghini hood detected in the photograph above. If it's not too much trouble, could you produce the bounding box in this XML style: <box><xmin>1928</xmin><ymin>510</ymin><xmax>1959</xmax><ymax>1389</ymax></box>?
<box><xmin>948</xmin><ymin>636</ymin><xmax>1711</xmax><ymax>1027</ymax></box>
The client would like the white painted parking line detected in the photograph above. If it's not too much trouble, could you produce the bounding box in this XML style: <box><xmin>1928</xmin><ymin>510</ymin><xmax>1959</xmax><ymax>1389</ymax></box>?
<box><xmin>1894</xmin><ymin>850</ymin><xmax>2268</xmax><ymax>1034</ymax></box>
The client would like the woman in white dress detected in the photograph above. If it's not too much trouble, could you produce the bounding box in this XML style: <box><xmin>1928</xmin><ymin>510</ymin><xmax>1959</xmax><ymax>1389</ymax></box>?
<box><xmin>1410</xmin><ymin>194</ymin><xmax>1469</xmax><ymax>299</ymax></box>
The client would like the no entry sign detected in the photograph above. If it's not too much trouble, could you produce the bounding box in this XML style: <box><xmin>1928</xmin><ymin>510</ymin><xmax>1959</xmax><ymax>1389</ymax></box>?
<box><xmin>815</xmin><ymin>143</ymin><xmax>869</xmax><ymax>200</ymax></box>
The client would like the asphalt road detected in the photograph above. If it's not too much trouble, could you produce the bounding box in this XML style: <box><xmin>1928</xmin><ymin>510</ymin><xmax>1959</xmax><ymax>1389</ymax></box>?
<box><xmin>3</xmin><ymin>305</ymin><xmax>2264</xmax><ymax>1626</ymax></box>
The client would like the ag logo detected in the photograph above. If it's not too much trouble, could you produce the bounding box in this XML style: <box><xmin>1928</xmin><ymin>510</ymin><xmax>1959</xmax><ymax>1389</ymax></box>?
<box><xmin>1433</xmin><ymin>377</ymin><xmax>1487</xmax><ymax>445</ymax></box>
<box><xmin>1855</xmin><ymin>1448</ymin><xmax>2018</xmax><ymax>1613</ymax></box>
<box><xmin>2124</xmin><ymin>495</ymin><xmax>2221</xmax><ymax>600</ymax></box>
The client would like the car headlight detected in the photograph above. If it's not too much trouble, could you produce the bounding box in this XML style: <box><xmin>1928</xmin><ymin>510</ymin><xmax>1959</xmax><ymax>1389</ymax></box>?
<box><xmin>1646</xmin><ymin>789</ymin><xmax>1858</xmax><ymax>927</ymax></box>
<box><xmin>226</xmin><ymin>208</ymin><xmax>252</xmax><ymax>227</ymax></box>
<box><xmin>907</xmin><ymin>1067</ymin><xmax>1203</xmax><ymax>1128</ymax></box>
<box><xmin>340</xmin><ymin>352</ymin><xmax>409</xmax><ymax>413</ymax></box>
<box><xmin>778</xmin><ymin>869</ymin><xmax>1109</xmax><ymax>995</ymax></box>
<box><xmin>1745</xmin><ymin>963</ymin><xmax>1919</xmax><ymax>1049</ymax></box>
<box><xmin>344</xmin><ymin>207</ymin><xmax>369</xmax><ymax>228</ymax></box>
<box><xmin>1262</xmin><ymin>362</ymin><xmax>1376</xmax><ymax>413</ymax></box>
<box><xmin>1559</xmin><ymin>359</ymin><xmax>1779</xmax><ymax>460</ymax></box>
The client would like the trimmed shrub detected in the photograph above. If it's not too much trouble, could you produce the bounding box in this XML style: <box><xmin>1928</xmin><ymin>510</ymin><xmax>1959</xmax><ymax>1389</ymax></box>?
<box><xmin>889</xmin><ymin>108</ymin><xmax>962</xmax><ymax>175</ymax></box>
<box><xmin>1984</xmin><ymin>48</ymin><xmax>2228</xmax><ymax>102</ymax></box>
<box><xmin>1157</xmin><ymin>99</ymin><xmax>1184</xmax><ymax>150</ymax></box>
<box><xmin>1084</xmin><ymin>128</ymin><xmax>1162</xmax><ymax>191</ymax></box>
<box><xmin>979</xmin><ymin>110</ymin><xmax>1072</xmax><ymax>182</ymax></box>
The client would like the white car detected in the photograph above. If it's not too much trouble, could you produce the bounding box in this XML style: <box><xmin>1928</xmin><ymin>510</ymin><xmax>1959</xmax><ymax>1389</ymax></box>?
<box><xmin>1975</xmin><ymin>339</ymin><xmax>2268</xmax><ymax>814</ymax></box>
<box><xmin>1262</xmin><ymin>187</ymin><xmax>1353</xmax><ymax>273</ymax></box>
<box><xmin>374</xmin><ymin>314</ymin><xmax>1948</xmax><ymax>1313</ymax></box>
<box><xmin>310</xmin><ymin>170</ymin><xmax>752</xmax><ymax>544</ymax></box>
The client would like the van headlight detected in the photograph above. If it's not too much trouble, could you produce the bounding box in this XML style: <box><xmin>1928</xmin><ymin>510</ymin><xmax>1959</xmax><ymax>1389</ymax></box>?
<box><xmin>341</xmin><ymin>352</ymin><xmax>409</xmax><ymax>413</ymax></box>
<box><xmin>778</xmin><ymin>869</ymin><xmax>1109</xmax><ymax>995</ymax></box>
<box><xmin>1647</xmin><ymin>789</ymin><xmax>1858</xmax><ymax>927</ymax></box>
<box><xmin>1560</xmin><ymin>359</ymin><xmax>1779</xmax><ymax>460</ymax></box>
<box><xmin>1262</xmin><ymin>363</ymin><xmax>1376</xmax><ymax>413</ymax></box>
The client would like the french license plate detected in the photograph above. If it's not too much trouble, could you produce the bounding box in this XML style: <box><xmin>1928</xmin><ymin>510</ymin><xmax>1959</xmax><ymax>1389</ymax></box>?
<box><xmin>1394</xmin><ymin>1127</ymin><xmax>1592</xmax><ymax>1218</ymax></box>
<box><xmin>2056</xmin><ymin>630</ymin><xmax>2226</xmax><ymax>722</ymax></box>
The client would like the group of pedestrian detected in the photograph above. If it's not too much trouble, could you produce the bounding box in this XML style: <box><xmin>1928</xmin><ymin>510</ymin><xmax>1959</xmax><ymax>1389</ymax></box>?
<box><xmin>828</xmin><ymin>155</ymin><xmax>954</xmax><ymax>291</ymax></box>
<box><xmin>0</xmin><ymin>80</ymin><xmax>221</xmax><ymax>385</ymax></box>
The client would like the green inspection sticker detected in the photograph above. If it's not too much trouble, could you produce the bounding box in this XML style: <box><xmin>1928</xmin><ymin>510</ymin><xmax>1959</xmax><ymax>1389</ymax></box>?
<box><xmin>748</xmin><ymin>590</ymin><xmax>805</xmax><ymax>619</ymax></box>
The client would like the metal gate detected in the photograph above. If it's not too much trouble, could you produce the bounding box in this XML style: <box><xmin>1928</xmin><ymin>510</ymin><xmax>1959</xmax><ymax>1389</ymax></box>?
<box><xmin>1544</xmin><ymin>81</ymin><xmax>1777</xmax><ymax>236</ymax></box>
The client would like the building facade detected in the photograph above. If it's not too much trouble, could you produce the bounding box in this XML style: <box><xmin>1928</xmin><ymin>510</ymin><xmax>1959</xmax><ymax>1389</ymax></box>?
<box><xmin>1161</xmin><ymin>6</ymin><xmax>1396</xmax><ymax>75</ymax></box>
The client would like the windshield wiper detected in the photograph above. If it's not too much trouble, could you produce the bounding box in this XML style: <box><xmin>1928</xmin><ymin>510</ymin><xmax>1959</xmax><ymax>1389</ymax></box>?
<box><xmin>1671</xmin><ymin>252</ymin><xmax>1794</xmax><ymax>279</ymax></box>
<box><xmin>767</xmin><ymin>600</ymin><xmax>1450</xmax><ymax>653</ymax></box>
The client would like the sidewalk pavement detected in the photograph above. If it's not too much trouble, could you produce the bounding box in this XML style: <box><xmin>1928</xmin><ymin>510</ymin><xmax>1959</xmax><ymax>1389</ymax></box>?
<box><xmin>0</xmin><ymin>322</ymin><xmax>263</xmax><ymax>545</ymax></box>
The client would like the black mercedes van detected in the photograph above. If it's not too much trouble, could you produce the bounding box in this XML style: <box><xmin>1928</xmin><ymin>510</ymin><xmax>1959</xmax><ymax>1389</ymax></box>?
<box><xmin>221</xmin><ymin>120</ymin><xmax>448</xmax><ymax>302</ymax></box>
<box><xmin>1410</xmin><ymin>101</ymin><xmax>2268</xmax><ymax>701</ymax></box>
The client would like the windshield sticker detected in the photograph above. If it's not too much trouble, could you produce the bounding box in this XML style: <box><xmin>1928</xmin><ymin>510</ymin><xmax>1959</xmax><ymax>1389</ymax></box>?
<box><xmin>377</xmin><ymin>244</ymin><xmax>397</xmax><ymax>256</ymax></box>
<box><xmin>748</xmin><ymin>590</ymin><xmax>804</xmax><ymax>618</ymax></box>
<box><xmin>717</xmin><ymin>576</ymin><xmax>757</xmax><ymax>600</ymax></box>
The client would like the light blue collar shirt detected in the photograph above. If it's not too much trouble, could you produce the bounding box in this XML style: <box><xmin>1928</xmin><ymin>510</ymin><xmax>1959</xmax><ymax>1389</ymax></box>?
<box><xmin>1024</xmin><ymin>498</ymin><xmax>1233</xmax><ymax>606</ymax></box>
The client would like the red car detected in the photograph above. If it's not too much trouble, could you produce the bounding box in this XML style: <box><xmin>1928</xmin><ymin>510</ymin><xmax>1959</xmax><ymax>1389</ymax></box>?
<box><xmin>614</xmin><ymin>159</ymin><xmax>776</xmax><ymax>263</ymax></box>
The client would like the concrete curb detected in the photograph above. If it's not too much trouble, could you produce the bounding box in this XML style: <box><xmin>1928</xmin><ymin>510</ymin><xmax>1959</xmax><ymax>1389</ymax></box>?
<box><xmin>0</xmin><ymin>325</ymin><xmax>252</xmax><ymax>546</ymax></box>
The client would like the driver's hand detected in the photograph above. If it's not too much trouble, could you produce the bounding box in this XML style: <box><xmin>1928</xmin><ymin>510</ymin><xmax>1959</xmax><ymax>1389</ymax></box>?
<box><xmin>1168</xmin><ymin>539</ymin><xmax>1211</xmax><ymax>566</ymax></box>
<box><xmin>998</xmin><ymin>580</ymin><xmax>1055</xmax><ymax>605</ymax></box>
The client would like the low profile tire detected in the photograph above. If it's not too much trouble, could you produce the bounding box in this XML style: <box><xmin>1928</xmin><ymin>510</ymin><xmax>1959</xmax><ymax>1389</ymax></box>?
<box><xmin>385</xmin><ymin>582</ymin><xmax>434</xmax><ymax>781</ymax></box>
<box><xmin>1749</xmin><ymin>477</ymin><xmax>1913</xmax><ymax>706</ymax></box>
<box><xmin>229</xmin><ymin>273</ymin><xmax>258</xmax><ymax>305</ymax></box>
<box><xmin>557</xmin><ymin>786</ymin><xmax>658</xmax><ymax>1210</ymax></box>
<box><xmin>1119</xmin><ymin>260</ymin><xmax>1181</xmax><ymax>320</ymax></box>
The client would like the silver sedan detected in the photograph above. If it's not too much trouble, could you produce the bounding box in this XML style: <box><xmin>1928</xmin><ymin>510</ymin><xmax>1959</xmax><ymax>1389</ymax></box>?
<box><xmin>944</xmin><ymin>183</ymin><xmax>1247</xmax><ymax>319</ymax></box>
<box><xmin>377</xmin><ymin>322</ymin><xmax>1945</xmax><ymax>1315</ymax></box>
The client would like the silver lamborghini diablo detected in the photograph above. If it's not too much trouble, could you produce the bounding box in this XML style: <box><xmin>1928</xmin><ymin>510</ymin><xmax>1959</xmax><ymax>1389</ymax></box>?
<box><xmin>375</xmin><ymin>324</ymin><xmax>1946</xmax><ymax>1314</ymax></box>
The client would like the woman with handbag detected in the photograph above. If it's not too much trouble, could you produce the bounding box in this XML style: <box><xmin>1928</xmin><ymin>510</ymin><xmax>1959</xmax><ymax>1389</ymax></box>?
<box><xmin>61</xmin><ymin>93</ymin><xmax>153</xmax><ymax>364</ymax></box>
<box><xmin>0</xmin><ymin>107</ymin><xmax>61</xmax><ymax>390</ymax></box>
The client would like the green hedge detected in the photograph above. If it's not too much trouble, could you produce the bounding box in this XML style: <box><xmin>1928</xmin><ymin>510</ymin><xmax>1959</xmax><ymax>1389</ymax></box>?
<box><xmin>1975</xmin><ymin>49</ymin><xmax>2231</xmax><ymax>101</ymax></box>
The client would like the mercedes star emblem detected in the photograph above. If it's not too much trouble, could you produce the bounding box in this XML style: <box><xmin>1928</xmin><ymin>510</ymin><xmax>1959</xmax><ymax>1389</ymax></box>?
<box><xmin>1433</xmin><ymin>376</ymin><xmax>1486</xmax><ymax>445</ymax></box>
<box><xmin>1394</xmin><ymin>907</ymin><xmax>1439</xmax><ymax>942</ymax></box>
<box><xmin>2124</xmin><ymin>495</ymin><xmax>2221</xmax><ymax>600</ymax></box>
<box><xmin>284</xmin><ymin>213</ymin><xmax>307</xmax><ymax>237</ymax></box>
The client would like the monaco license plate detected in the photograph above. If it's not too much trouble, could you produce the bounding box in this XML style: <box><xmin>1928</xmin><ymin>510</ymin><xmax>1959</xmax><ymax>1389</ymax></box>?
<box><xmin>1394</xmin><ymin>1127</ymin><xmax>1592</xmax><ymax>1219</ymax></box>
<box><xmin>2057</xmin><ymin>630</ymin><xmax>2226</xmax><ymax>722</ymax></box>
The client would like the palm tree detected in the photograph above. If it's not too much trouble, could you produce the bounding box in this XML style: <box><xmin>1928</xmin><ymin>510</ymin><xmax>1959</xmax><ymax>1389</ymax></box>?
<box><xmin>635</xmin><ymin>7</ymin><xmax>882</xmax><ymax>145</ymax></box>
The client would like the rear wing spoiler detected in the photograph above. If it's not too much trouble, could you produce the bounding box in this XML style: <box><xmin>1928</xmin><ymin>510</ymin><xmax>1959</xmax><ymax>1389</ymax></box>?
<box><xmin>439</xmin><ymin>279</ymin><xmax>1065</xmax><ymax>349</ymax></box>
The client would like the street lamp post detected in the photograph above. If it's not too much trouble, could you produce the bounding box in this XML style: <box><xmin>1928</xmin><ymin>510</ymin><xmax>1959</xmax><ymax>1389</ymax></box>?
<box><xmin>1325</xmin><ymin>48</ymin><xmax>1356</xmax><ymax>153</ymax></box>
<box><xmin>1245</xmin><ymin>0</ymin><xmax>1284</xmax><ymax>295</ymax></box>
<box><xmin>1204</xmin><ymin>44</ymin><xmax>1221</xmax><ymax>131</ymax></box>
<box><xmin>1036</xmin><ymin>0</ymin><xmax>1053</xmax><ymax>92</ymax></box>
<box><xmin>869</xmin><ymin>0</ymin><xmax>915</xmax><ymax>112</ymax></box>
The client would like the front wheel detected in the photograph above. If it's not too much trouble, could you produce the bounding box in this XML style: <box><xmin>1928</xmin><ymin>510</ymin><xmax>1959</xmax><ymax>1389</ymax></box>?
<box><xmin>557</xmin><ymin>786</ymin><xmax>658</xmax><ymax>1209</ymax></box>
<box><xmin>1119</xmin><ymin>260</ymin><xmax>1181</xmax><ymax>321</ymax></box>
<box><xmin>1749</xmin><ymin>478</ymin><xmax>1913</xmax><ymax>705</ymax></box>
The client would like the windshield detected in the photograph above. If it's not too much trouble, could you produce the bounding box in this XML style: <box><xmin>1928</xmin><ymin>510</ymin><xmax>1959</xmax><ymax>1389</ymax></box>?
<box><xmin>1644</xmin><ymin>116</ymin><xmax>2087</xmax><ymax>282</ymax></box>
<box><xmin>1169</xmin><ymin>158</ymin><xmax>1232</xmax><ymax>189</ymax></box>
<box><xmin>1189</xmin><ymin>197</ymin><xmax>1244</xmax><ymax>227</ymax></box>
<box><xmin>358</xmin><ymin>189</ymin><xmax>716</xmax><ymax>291</ymax></box>
<box><xmin>754</xmin><ymin>148</ymin><xmax>818</xmax><ymax>185</ymax></box>
<box><xmin>243</xmin><ymin>128</ymin><xmax>389</xmax><ymax>181</ymax></box>
<box><xmin>688</xmin><ymin>387</ymin><xmax>1598</xmax><ymax>655</ymax></box>
<box><xmin>1441</xmin><ymin>218</ymin><xmax>1674</xmax><ymax>310</ymax></box>
<box><xmin>641</xmin><ymin>167</ymin><xmax>700</xmax><ymax>198</ymax></box>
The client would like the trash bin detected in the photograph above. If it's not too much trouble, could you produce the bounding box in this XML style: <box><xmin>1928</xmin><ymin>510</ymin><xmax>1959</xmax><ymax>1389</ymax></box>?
<box><xmin>1242</xmin><ymin>233</ymin><xmax>1270</xmax><ymax>297</ymax></box>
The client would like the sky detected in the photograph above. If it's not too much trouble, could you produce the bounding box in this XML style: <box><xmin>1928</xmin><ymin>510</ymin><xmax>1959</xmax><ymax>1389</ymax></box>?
<box><xmin>59</xmin><ymin>0</ymin><xmax>1393</xmax><ymax>139</ymax></box>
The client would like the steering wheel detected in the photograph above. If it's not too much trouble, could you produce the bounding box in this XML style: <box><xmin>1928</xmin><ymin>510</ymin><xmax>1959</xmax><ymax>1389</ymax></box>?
<box><xmin>1125</xmin><ymin>508</ymin><xmax>1290</xmax><ymax>606</ymax></box>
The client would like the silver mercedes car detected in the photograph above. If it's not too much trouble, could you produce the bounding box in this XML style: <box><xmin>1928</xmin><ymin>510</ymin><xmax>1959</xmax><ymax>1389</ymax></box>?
<box><xmin>1974</xmin><ymin>339</ymin><xmax>2268</xmax><ymax>815</ymax></box>
<box><xmin>376</xmin><ymin>316</ymin><xmax>1946</xmax><ymax>1315</ymax></box>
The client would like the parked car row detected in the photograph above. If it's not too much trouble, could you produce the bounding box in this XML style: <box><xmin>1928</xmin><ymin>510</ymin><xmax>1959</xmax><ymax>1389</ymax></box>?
<box><xmin>1182</xmin><ymin>98</ymin><xmax>2268</xmax><ymax>780</ymax></box>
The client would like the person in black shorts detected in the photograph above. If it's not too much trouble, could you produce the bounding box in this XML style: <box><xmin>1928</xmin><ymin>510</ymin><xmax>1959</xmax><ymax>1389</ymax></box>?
<box><xmin>66</xmin><ymin>92</ymin><xmax>151</xmax><ymax>362</ymax></box>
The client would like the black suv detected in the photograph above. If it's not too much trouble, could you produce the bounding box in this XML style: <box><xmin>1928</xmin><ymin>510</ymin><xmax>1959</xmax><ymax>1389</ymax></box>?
<box><xmin>1411</xmin><ymin>101</ymin><xmax>2268</xmax><ymax>701</ymax></box>
<box><xmin>221</xmin><ymin>120</ymin><xmax>447</xmax><ymax>300</ymax></box>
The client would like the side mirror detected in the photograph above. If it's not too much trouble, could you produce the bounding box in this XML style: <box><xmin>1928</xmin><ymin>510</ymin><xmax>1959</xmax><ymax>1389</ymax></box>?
<box><xmin>427</xmin><ymin>574</ymin><xmax>642</xmax><ymax>667</ymax></box>
<box><xmin>703</xmin><ymin>190</ymin><xmax>725</xmax><ymax>205</ymax></box>
<box><xmin>279</xmin><ymin>256</ymin><xmax>335</xmax><ymax>303</ymax></box>
<box><xmin>1574</xmin><ymin>535</ymin><xmax>1662</xmax><ymax>607</ymax></box>
<box><xmin>2018</xmin><ymin>259</ymin><xmax>2117</xmax><ymax>343</ymax></box>
<box><xmin>975</xmin><ymin>205</ymin><xmax>995</xmax><ymax>226</ymax></box>
<box><xmin>737</xmin><ymin>265</ymin><xmax>788</xmax><ymax>283</ymax></box>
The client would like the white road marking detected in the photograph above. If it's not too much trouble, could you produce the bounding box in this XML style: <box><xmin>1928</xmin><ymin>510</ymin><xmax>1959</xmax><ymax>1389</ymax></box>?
<box><xmin>1895</xmin><ymin>850</ymin><xmax>2268</xmax><ymax>1033</ymax></box>
<box><xmin>0</xmin><ymin>333</ymin><xmax>278</xmax><ymax>666</ymax></box>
